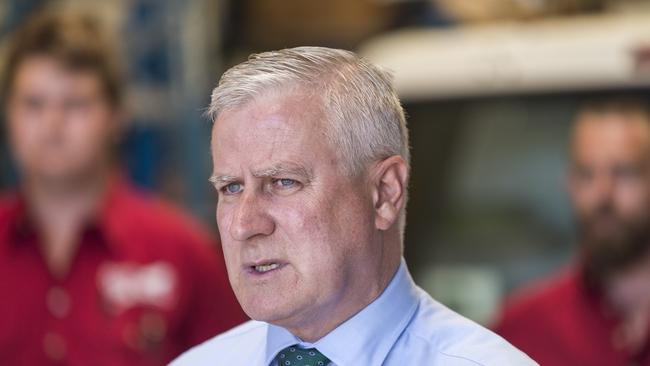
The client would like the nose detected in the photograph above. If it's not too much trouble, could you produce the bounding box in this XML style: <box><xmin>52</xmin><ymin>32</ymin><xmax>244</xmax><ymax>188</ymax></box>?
<box><xmin>228</xmin><ymin>191</ymin><xmax>275</xmax><ymax>242</ymax></box>
<box><xmin>42</xmin><ymin>103</ymin><xmax>66</xmax><ymax>135</ymax></box>
<box><xmin>592</xmin><ymin>173</ymin><xmax>615</xmax><ymax>207</ymax></box>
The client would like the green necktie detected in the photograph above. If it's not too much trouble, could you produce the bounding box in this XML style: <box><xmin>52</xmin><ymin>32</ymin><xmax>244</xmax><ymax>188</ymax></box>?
<box><xmin>274</xmin><ymin>345</ymin><xmax>331</xmax><ymax>366</ymax></box>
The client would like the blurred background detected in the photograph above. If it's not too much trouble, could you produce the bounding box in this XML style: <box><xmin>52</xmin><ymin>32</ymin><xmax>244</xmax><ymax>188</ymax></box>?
<box><xmin>2</xmin><ymin>0</ymin><xmax>650</xmax><ymax>326</ymax></box>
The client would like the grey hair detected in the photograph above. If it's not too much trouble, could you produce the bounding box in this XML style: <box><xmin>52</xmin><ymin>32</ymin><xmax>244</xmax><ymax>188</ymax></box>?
<box><xmin>208</xmin><ymin>47</ymin><xmax>410</xmax><ymax>236</ymax></box>
<box><xmin>206</xmin><ymin>46</ymin><xmax>410</xmax><ymax>176</ymax></box>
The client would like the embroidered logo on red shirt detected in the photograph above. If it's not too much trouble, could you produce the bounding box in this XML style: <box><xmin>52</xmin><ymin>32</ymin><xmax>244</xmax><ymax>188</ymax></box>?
<box><xmin>97</xmin><ymin>261</ymin><xmax>177</xmax><ymax>313</ymax></box>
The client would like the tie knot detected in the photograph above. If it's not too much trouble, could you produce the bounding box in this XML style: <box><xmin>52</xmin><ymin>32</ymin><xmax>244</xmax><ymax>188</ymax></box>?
<box><xmin>275</xmin><ymin>345</ymin><xmax>330</xmax><ymax>366</ymax></box>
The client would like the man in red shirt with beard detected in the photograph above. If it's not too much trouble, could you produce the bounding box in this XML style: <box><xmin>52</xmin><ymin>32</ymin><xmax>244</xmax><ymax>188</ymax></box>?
<box><xmin>494</xmin><ymin>97</ymin><xmax>650</xmax><ymax>365</ymax></box>
<box><xmin>0</xmin><ymin>11</ymin><xmax>246</xmax><ymax>366</ymax></box>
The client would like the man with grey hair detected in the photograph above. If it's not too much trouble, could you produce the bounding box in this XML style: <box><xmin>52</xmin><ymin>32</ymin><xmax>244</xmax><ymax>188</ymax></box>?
<box><xmin>172</xmin><ymin>46</ymin><xmax>535</xmax><ymax>365</ymax></box>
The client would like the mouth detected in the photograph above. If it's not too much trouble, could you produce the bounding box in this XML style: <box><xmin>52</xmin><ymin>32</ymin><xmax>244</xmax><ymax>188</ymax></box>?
<box><xmin>244</xmin><ymin>260</ymin><xmax>287</xmax><ymax>276</ymax></box>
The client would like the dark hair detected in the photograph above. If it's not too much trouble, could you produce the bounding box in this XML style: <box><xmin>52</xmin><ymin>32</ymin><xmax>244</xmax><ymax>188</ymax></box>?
<box><xmin>578</xmin><ymin>94</ymin><xmax>650</xmax><ymax>121</ymax></box>
<box><xmin>1</xmin><ymin>11</ymin><xmax>123</xmax><ymax>107</ymax></box>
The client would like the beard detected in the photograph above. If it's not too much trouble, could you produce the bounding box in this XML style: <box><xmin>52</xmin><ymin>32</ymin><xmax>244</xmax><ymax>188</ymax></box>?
<box><xmin>579</xmin><ymin>203</ymin><xmax>650</xmax><ymax>288</ymax></box>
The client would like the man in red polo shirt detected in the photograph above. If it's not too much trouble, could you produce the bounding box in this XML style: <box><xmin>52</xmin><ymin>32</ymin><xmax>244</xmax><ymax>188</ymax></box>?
<box><xmin>0</xmin><ymin>11</ymin><xmax>246</xmax><ymax>366</ymax></box>
<box><xmin>494</xmin><ymin>97</ymin><xmax>650</xmax><ymax>365</ymax></box>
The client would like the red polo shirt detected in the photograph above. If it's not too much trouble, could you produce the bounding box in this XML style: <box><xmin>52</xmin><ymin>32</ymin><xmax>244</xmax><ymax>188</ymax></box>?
<box><xmin>0</xmin><ymin>177</ymin><xmax>247</xmax><ymax>366</ymax></box>
<box><xmin>494</xmin><ymin>265</ymin><xmax>650</xmax><ymax>366</ymax></box>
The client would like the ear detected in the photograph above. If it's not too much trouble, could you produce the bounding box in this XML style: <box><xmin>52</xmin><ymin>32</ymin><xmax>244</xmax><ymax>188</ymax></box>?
<box><xmin>370</xmin><ymin>155</ymin><xmax>409</xmax><ymax>231</ymax></box>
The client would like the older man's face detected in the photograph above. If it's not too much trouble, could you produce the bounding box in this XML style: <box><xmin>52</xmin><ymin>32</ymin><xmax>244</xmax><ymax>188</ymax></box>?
<box><xmin>211</xmin><ymin>91</ymin><xmax>380</xmax><ymax>334</ymax></box>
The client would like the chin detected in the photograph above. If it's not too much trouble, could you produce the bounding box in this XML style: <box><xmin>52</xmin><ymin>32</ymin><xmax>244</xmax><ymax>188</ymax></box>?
<box><xmin>241</xmin><ymin>298</ymin><xmax>285</xmax><ymax>321</ymax></box>
<box><xmin>35</xmin><ymin>162</ymin><xmax>97</xmax><ymax>182</ymax></box>
<box><xmin>240</xmin><ymin>293</ymin><xmax>300</xmax><ymax>324</ymax></box>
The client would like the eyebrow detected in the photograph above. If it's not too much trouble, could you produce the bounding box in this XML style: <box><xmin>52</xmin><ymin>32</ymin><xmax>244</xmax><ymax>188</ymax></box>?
<box><xmin>209</xmin><ymin>163</ymin><xmax>313</xmax><ymax>186</ymax></box>
<box><xmin>208</xmin><ymin>174</ymin><xmax>238</xmax><ymax>186</ymax></box>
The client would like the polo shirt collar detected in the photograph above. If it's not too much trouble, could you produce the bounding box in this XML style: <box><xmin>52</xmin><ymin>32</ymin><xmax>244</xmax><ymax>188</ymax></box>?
<box><xmin>7</xmin><ymin>173</ymin><xmax>134</xmax><ymax>257</ymax></box>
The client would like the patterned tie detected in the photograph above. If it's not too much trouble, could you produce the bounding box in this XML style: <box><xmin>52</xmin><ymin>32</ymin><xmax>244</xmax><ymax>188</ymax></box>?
<box><xmin>274</xmin><ymin>345</ymin><xmax>331</xmax><ymax>366</ymax></box>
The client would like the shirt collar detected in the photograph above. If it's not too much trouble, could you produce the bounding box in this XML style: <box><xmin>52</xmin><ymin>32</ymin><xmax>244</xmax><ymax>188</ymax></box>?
<box><xmin>265</xmin><ymin>258</ymin><xmax>420</xmax><ymax>365</ymax></box>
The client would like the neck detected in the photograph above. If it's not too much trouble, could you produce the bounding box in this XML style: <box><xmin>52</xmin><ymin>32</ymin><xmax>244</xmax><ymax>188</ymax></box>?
<box><xmin>23</xmin><ymin>169</ymin><xmax>112</xmax><ymax>278</ymax></box>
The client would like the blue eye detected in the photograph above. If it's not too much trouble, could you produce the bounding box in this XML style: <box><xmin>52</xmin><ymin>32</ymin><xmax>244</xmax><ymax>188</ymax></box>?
<box><xmin>224</xmin><ymin>183</ymin><xmax>242</xmax><ymax>194</ymax></box>
<box><xmin>275</xmin><ymin>178</ymin><xmax>297</xmax><ymax>188</ymax></box>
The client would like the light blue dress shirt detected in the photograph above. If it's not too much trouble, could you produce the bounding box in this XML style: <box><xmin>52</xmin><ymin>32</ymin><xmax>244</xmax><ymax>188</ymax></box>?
<box><xmin>171</xmin><ymin>259</ymin><xmax>537</xmax><ymax>365</ymax></box>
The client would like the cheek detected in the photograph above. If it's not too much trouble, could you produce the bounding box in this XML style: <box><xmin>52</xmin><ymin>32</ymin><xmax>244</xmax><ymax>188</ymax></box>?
<box><xmin>573</xmin><ymin>194</ymin><xmax>594</xmax><ymax>215</ymax></box>
<box><xmin>571</xmin><ymin>183</ymin><xmax>602</xmax><ymax>213</ymax></box>
<box><xmin>215</xmin><ymin>223</ymin><xmax>241</xmax><ymax>282</ymax></box>
<box><xmin>7</xmin><ymin>122</ymin><xmax>39</xmax><ymax>164</ymax></box>
<box><xmin>280</xmin><ymin>194</ymin><xmax>370</xmax><ymax>265</ymax></box>
<box><xmin>215</xmin><ymin>203</ymin><xmax>231</xmax><ymax>235</ymax></box>
<box><xmin>8</xmin><ymin>104</ymin><xmax>37</xmax><ymax>126</ymax></box>
<box><xmin>220</xmin><ymin>242</ymin><xmax>239</xmax><ymax>274</ymax></box>
<box><xmin>69</xmin><ymin>115</ymin><xmax>111</xmax><ymax>147</ymax></box>
<box><xmin>270</xmin><ymin>201</ymin><xmax>337</xmax><ymax>270</ymax></box>
<box><xmin>616</xmin><ymin>185</ymin><xmax>650</xmax><ymax>215</ymax></box>
<box><xmin>215</xmin><ymin>204</ymin><xmax>241</xmax><ymax>260</ymax></box>
<box><xmin>8</xmin><ymin>114</ymin><xmax>36</xmax><ymax>145</ymax></box>
<box><xmin>278</xmin><ymin>197</ymin><xmax>334</xmax><ymax>243</ymax></box>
